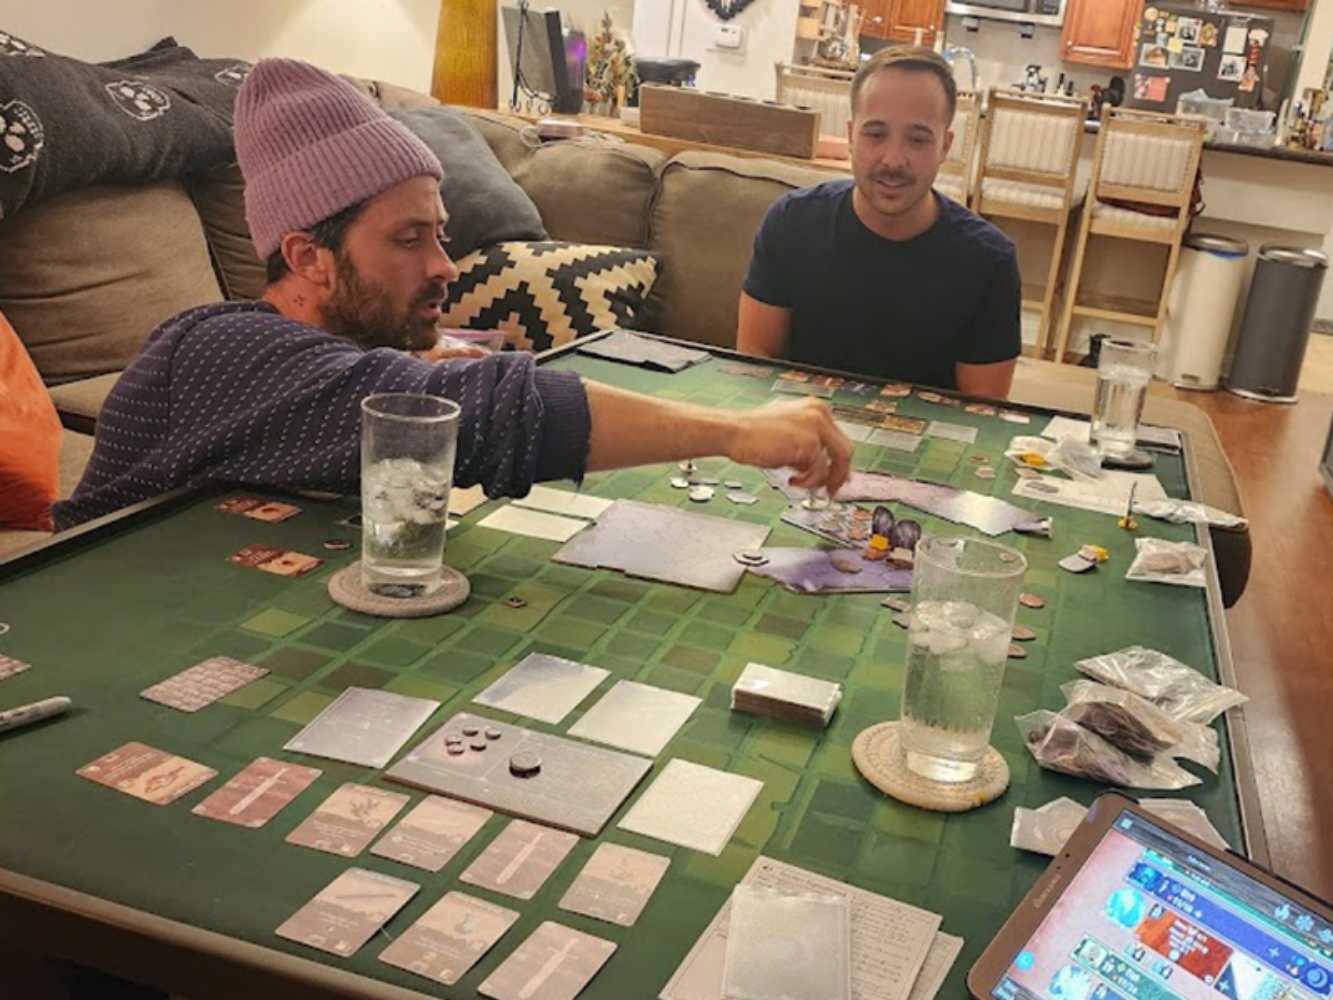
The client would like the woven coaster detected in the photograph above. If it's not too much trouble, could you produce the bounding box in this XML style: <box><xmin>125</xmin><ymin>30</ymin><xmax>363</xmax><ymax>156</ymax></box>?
<box><xmin>327</xmin><ymin>563</ymin><xmax>470</xmax><ymax>618</ymax></box>
<box><xmin>852</xmin><ymin>721</ymin><xmax>1009</xmax><ymax>813</ymax></box>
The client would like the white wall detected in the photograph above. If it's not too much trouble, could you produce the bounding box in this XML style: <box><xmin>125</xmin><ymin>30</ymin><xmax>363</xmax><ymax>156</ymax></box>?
<box><xmin>634</xmin><ymin>0</ymin><xmax>800</xmax><ymax>100</ymax></box>
<box><xmin>1</xmin><ymin>0</ymin><xmax>440</xmax><ymax>92</ymax></box>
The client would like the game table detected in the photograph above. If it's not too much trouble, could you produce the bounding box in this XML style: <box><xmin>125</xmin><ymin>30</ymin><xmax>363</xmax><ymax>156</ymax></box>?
<box><xmin>0</xmin><ymin>335</ymin><xmax>1266</xmax><ymax>999</ymax></box>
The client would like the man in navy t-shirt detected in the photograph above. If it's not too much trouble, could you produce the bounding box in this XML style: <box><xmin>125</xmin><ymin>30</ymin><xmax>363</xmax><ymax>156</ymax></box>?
<box><xmin>738</xmin><ymin>47</ymin><xmax>1021</xmax><ymax>397</ymax></box>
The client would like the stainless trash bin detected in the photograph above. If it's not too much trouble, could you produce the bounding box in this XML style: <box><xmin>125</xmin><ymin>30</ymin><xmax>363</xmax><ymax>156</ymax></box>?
<box><xmin>1228</xmin><ymin>244</ymin><xmax>1329</xmax><ymax>403</ymax></box>
<box><xmin>1161</xmin><ymin>233</ymin><xmax>1249</xmax><ymax>390</ymax></box>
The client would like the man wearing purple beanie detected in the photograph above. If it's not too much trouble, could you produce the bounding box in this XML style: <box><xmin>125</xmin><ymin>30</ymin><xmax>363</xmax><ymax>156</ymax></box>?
<box><xmin>54</xmin><ymin>60</ymin><xmax>851</xmax><ymax>530</ymax></box>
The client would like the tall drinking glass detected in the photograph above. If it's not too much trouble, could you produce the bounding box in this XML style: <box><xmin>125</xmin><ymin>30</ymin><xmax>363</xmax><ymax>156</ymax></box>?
<box><xmin>900</xmin><ymin>537</ymin><xmax>1027</xmax><ymax>783</ymax></box>
<box><xmin>1090</xmin><ymin>338</ymin><xmax>1155</xmax><ymax>460</ymax></box>
<box><xmin>360</xmin><ymin>394</ymin><xmax>460</xmax><ymax>598</ymax></box>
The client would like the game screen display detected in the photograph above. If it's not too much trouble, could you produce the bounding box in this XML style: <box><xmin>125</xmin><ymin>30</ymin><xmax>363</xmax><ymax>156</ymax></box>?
<box><xmin>994</xmin><ymin>810</ymin><xmax>1333</xmax><ymax>1000</ymax></box>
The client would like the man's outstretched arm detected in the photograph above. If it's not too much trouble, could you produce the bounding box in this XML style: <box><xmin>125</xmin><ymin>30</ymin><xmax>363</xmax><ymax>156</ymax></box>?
<box><xmin>583</xmin><ymin>381</ymin><xmax>853</xmax><ymax>495</ymax></box>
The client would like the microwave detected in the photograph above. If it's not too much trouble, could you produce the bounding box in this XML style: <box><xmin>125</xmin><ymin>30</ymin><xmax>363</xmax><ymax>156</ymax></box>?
<box><xmin>945</xmin><ymin>0</ymin><xmax>1065</xmax><ymax>27</ymax></box>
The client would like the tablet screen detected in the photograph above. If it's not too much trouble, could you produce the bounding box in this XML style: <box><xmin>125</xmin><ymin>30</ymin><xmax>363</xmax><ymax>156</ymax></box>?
<box><xmin>992</xmin><ymin>808</ymin><xmax>1333</xmax><ymax>999</ymax></box>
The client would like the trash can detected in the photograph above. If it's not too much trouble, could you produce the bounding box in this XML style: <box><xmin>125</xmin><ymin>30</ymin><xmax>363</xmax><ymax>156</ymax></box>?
<box><xmin>1228</xmin><ymin>244</ymin><xmax>1329</xmax><ymax>403</ymax></box>
<box><xmin>1160</xmin><ymin>233</ymin><xmax>1249</xmax><ymax>390</ymax></box>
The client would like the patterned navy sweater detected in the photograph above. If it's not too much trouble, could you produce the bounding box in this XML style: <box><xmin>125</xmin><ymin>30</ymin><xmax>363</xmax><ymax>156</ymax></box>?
<box><xmin>54</xmin><ymin>302</ymin><xmax>591</xmax><ymax>530</ymax></box>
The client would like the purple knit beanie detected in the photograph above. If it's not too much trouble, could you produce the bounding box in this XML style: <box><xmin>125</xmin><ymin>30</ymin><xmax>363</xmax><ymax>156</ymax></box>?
<box><xmin>234</xmin><ymin>59</ymin><xmax>442</xmax><ymax>261</ymax></box>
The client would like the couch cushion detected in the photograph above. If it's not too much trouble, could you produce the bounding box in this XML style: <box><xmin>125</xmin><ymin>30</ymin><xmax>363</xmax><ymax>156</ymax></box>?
<box><xmin>0</xmin><ymin>312</ymin><xmax>60</xmax><ymax>530</ymax></box>
<box><xmin>0</xmin><ymin>181</ymin><xmax>222</xmax><ymax>381</ymax></box>
<box><xmin>394</xmin><ymin>107</ymin><xmax>548</xmax><ymax>259</ymax></box>
<box><xmin>188</xmin><ymin>162</ymin><xmax>266</xmax><ymax>301</ymax></box>
<box><xmin>439</xmin><ymin>241</ymin><xmax>659</xmax><ymax>352</ymax></box>
<box><xmin>48</xmin><ymin>372</ymin><xmax>121</xmax><ymax>434</ymax></box>
<box><xmin>648</xmin><ymin>151</ymin><xmax>835</xmax><ymax>347</ymax></box>
<box><xmin>511</xmin><ymin>142</ymin><xmax>663</xmax><ymax>249</ymax></box>
<box><xmin>456</xmin><ymin>108</ymin><xmax>537</xmax><ymax>175</ymax></box>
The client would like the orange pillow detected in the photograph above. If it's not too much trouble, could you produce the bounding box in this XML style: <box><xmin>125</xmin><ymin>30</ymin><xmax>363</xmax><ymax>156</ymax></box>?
<box><xmin>0</xmin><ymin>312</ymin><xmax>60</xmax><ymax>531</ymax></box>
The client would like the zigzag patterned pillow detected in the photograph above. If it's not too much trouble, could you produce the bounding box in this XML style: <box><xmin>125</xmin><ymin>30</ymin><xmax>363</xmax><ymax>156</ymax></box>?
<box><xmin>439</xmin><ymin>241</ymin><xmax>659</xmax><ymax>352</ymax></box>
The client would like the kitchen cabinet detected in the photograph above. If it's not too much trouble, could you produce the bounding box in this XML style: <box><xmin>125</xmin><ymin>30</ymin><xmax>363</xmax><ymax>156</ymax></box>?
<box><xmin>1233</xmin><ymin>0</ymin><xmax>1307</xmax><ymax>9</ymax></box>
<box><xmin>1060</xmin><ymin>0</ymin><xmax>1142</xmax><ymax>70</ymax></box>
<box><xmin>860</xmin><ymin>0</ymin><xmax>946</xmax><ymax>46</ymax></box>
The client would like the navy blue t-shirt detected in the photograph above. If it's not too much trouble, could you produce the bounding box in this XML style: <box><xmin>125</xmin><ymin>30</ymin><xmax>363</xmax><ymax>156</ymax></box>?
<box><xmin>743</xmin><ymin>179</ymin><xmax>1021</xmax><ymax>389</ymax></box>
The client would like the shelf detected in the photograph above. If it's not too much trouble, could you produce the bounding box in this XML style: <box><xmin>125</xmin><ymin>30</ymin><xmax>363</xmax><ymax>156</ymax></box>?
<box><xmin>1070</xmin><ymin>291</ymin><xmax>1160</xmax><ymax>326</ymax></box>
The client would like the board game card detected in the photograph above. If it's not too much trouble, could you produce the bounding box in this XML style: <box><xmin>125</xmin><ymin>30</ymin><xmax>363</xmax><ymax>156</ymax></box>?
<box><xmin>925</xmin><ymin>421</ymin><xmax>979</xmax><ymax>445</ymax></box>
<box><xmin>865</xmin><ymin>399</ymin><xmax>898</xmax><ymax>414</ymax></box>
<box><xmin>216</xmin><ymin>496</ymin><xmax>263</xmax><ymax>514</ymax></box>
<box><xmin>576</xmin><ymin>330</ymin><xmax>708</xmax><ymax>372</ymax></box>
<box><xmin>192</xmin><ymin>756</ymin><xmax>321</xmax><ymax>828</ymax></box>
<box><xmin>618</xmin><ymin>759</ymin><xmax>762</xmax><ymax>856</ymax></box>
<box><xmin>285</xmin><ymin>782</ymin><xmax>410</xmax><ymax>857</ymax></box>
<box><xmin>559</xmin><ymin>843</ymin><xmax>670</xmax><ymax>927</ymax></box>
<box><xmin>256</xmin><ymin>549</ymin><xmax>323</xmax><ymax>577</ymax></box>
<box><xmin>370</xmin><ymin>795</ymin><xmax>492</xmax><ymax>872</ymax></box>
<box><xmin>833</xmin><ymin>420</ymin><xmax>874</xmax><ymax>443</ymax></box>
<box><xmin>284</xmin><ymin>687</ymin><xmax>440</xmax><ymax>768</ymax></box>
<box><xmin>449</xmin><ymin>483</ymin><xmax>489</xmax><ymax>516</ymax></box>
<box><xmin>566</xmin><ymin>680</ymin><xmax>701</xmax><ymax>757</ymax></box>
<box><xmin>77</xmin><ymin>742</ymin><xmax>217</xmax><ymax>805</ymax></box>
<box><xmin>511</xmin><ymin>484</ymin><xmax>613</xmax><ymax>521</ymax></box>
<box><xmin>0</xmin><ymin>654</ymin><xmax>31</xmax><ymax>682</ymax></box>
<box><xmin>879</xmin><ymin>414</ymin><xmax>928</xmax><ymax>435</ymax></box>
<box><xmin>473</xmin><ymin>653</ymin><xmax>609</xmax><ymax>725</ymax></box>
<box><xmin>378</xmin><ymin>891</ymin><xmax>519</xmax><ymax>986</ymax></box>
<box><xmin>778</xmin><ymin>370</ymin><xmax>809</xmax><ymax>382</ymax></box>
<box><xmin>229</xmin><ymin>543</ymin><xmax>285</xmax><ymax>568</ymax></box>
<box><xmin>140</xmin><ymin>656</ymin><xmax>269</xmax><ymax>713</ymax></box>
<box><xmin>460</xmin><ymin>818</ymin><xmax>578</xmax><ymax>900</ymax></box>
<box><xmin>772</xmin><ymin>380</ymin><xmax>834</xmax><ymax>398</ymax></box>
<box><xmin>477</xmin><ymin>504</ymin><xmax>589</xmax><ymax>542</ymax></box>
<box><xmin>717</xmin><ymin>361</ymin><xmax>775</xmax><ymax>379</ymax></box>
<box><xmin>479</xmin><ymin>921</ymin><xmax>617</xmax><ymax>1000</ymax></box>
<box><xmin>881</xmin><ymin>383</ymin><xmax>912</xmax><ymax>397</ymax></box>
<box><xmin>276</xmin><ymin>867</ymin><xmax>418</xmax><ymax>958</ymax></box>
<box><xmin>243</xmin><ymin>500</ymin><xmax>302</xmax><ymax>522</ymax></box>
<box><xmin>867</xmin><ymin>428</ymin><xmax>923</xmax><ymax>452</ymax></box>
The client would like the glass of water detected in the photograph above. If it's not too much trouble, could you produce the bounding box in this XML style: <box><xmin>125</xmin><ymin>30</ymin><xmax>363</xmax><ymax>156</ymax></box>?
<box><xmin>900</xmin><ymin>536</ymin><xmax>1027</xmax><ymax>783</ymax></box>
<box><xmin>1090</xmin><ymin>338</ymin><xmax>1155</xmax><ymax>460</ymax></box>
<box><xmin>360</xmin><ymin>394</ymin><xmax>460</xmax><ymax>598</ymax></box>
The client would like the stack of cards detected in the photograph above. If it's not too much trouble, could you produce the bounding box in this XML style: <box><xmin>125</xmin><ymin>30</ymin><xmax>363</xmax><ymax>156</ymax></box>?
<box><xmin>731</xmin><ymin>663</ymin><xmax>842</xmax><ymax>727</ymax></box>
<box><xmin>0</xmin><ymin>653</ymin><xmax>31</xmax><ymax>682</ymax></box>
<box><xmin>722</xmin><ymin>885</ymin><xmax>851</xmax><ymax>1000</ymax></box>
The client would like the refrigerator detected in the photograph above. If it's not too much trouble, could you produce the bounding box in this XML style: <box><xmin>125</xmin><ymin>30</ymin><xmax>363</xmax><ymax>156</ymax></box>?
<box><xmin>1125</xmin><ymin>4</ymin><xmax>1274</xmax><ymax>113</ymax></box>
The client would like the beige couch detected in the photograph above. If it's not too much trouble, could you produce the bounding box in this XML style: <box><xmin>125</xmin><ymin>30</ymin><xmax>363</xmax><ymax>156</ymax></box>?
<box><xmin>0</xmin><ymin>85</ymin><xmax>1249</xmax><ymax>601</ymax></box>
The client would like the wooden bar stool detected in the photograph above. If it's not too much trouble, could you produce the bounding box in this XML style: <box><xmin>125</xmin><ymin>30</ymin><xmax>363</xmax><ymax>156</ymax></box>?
<box><xmin>933</xmin><ymin>91</ymin><xmax>980</xmax><ymax>208</ymax></box>
<box><xmin>1053</xmin><ymin>107</ymin><xmax>1207</xmax><ymax>364</ymax></box>
<box><xmin>974</xmin><ymin>89</ymin><xmax>1089</xmax><ymax>357</ymax></box>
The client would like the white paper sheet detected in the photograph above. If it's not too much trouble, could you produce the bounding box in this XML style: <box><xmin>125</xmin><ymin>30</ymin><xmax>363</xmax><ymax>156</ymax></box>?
<box><xmin>660</xmin><ymin>855</ymin><xmax>944</xmax><ymax>1000</ymax></box>
<box><xmin>511</xmin><ymin>484</ymin><xmax>613</xmax><ymax>521</ymax></box>
<box><xmin>1040</xmin><ymin>415</ymin><xmax>1182</xmax><ymax>450</ymax></box>
<box><xmin>567</xmin><ymin>680</ymin><xmax>701</xmax><ymax>757</ymax></box>
<box><xmin>618</xmin><ymin>759</ymin><xmax>761</xmax><ymax>856</ymax></box>
<box><xmin>476</xmin><ymin>504</ymin><xmax>589</xmax><ymax>542</ymax></box>
<box><xmin>906</xmin><ymin>933</ymin><xmax>964</xmax><ymax>1000</ymax></box>
<box><xmin>1223</xmin><ymin>23</ymin><xmax>1248</xmax><ymax>54</ymax></box>
<box><xmin>1012</xmin><ymin>471</ymin><xmax>1167</xmax><ymax>517</ymax></box>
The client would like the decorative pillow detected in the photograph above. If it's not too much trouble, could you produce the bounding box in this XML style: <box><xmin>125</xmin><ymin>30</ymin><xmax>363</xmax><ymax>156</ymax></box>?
<box><xmin>393</xmin><ymin>107</ymin><xmax>548</xmax><ymax>259</ymax></box>
<box><xmin>0</xmin><ymin>311</ymin><xmax>60</xmax><ymax>530</ymax></box>
<box><xmin>439</xmin><ymin>241</ymin><xmax>660</xmax><ymax>352</ymax></box>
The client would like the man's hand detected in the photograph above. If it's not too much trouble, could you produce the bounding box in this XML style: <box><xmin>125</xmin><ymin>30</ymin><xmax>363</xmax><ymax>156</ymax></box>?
<box><xmin>414</xmin><ymin>342</ymin><xmax>489</xmax><ymax>363</ymax></box>
<box><xmin>726</xmin><ymin>397</ymin><xmax>853</xmax><ymax>496</ymax></box>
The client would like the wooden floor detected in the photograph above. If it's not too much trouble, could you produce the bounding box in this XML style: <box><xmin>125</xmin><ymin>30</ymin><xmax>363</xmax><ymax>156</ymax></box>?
<box><xmin>1150</xmin><ymin>337</ymin><xmax>1333</xmax><ymax>901</ymax></box>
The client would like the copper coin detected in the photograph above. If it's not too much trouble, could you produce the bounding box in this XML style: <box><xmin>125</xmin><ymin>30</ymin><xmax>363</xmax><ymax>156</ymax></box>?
<box><xmin>1012</xmin><ymin>625</ymin><xmax>1037</xmax><ymax>642</ymax></box>
<box><xmin>975</xmin><ymin>467</ymin><xmax>996</xmax><ymax>480</ymax></box>
<box><xmin>322</xmin><ymin>538</ymin><xmax>353</xmax><ymax>551</ymax></box>
<box><xmin>509</xmin><ymin>752</ymin><xmax>542</xmax><ymax>777</ymax></box>
<box><xmin>470</xmin><ymin>740</ymin><xmax>488</xmax><ymax>752</ymax></box>
<box><xmin>1008</xmin><ymin>643</ymin><xmax>1027</xmax><ymax>659</ymax></box>
<box><xmin>462</xmin><ymin>725</ymin><xmax>480</xmax><ymax>737</ymax></box>
<box><xmin>485</xmin><ymin>727</ymin><xmax>503</xmax><ymax>740</ymax></box>
<box><xmin>446</xmin><ymin>743</ymin><xmax>465</xmax><ymax>755</ymax></box>
<box><xmin>1019</xmin><ymin>593</ymin><xmax>1046</xmax><ymax>609</ymax></box>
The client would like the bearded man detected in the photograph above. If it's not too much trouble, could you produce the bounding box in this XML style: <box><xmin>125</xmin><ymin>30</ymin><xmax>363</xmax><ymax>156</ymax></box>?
<box><xmin>56</xmin><ymin>59</ymin><xmax>851</xmax><ymax>529</ymax></box>
<box><xmin>736</xmin><ymin>47</ymin><xmax>1021</xmax><ymax>397</ymax></box>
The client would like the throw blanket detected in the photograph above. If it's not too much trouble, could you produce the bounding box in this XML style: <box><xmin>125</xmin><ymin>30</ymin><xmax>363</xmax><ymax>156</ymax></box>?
<box><xmin>0</xmin><ymin>33</ymin><xmax>243</xmax><ymax>220</ymax></box>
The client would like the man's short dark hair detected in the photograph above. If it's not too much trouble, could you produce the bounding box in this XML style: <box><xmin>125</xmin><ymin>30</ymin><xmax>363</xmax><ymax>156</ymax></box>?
<box><xmin>264</xmin><ymin>198</ymin><xmax>369</xmax><ymax>285</ymax></box>
<box><xmin>851</xmin><ymin>46</ymin><xmax>957</xmax><ymax>121</ymax></box>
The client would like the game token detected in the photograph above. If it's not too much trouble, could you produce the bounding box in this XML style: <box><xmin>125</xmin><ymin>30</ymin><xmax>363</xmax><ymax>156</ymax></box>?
<box><xmin>724</xmin><ymin>480</ymin><xmax>744</xmax><ymax>490</ymax></box>
<box><xmin>462</xmin><ymin>725</ymin><xmax>480</xmax><ymax>737</ymax></box>
<box><xmin>485</xmin><ymin>728</ymin><xmax>502</xmax><ymax>741</ymax></box>
<box><xmin>1060</xmin><ymin>554</ymin><xmax>1097</xmax><ymax>574</ymax></box>
<box><xmin>689</xmin><ymin>486</ymin><xmax>714</xmax><ymax>503</ymax></box>
<box><xmin>693</xmin><ymin>476</ymin><xmax>719</xmax><ymax>486</ymax></box>
<box><xmin>975</xmin><ymin>467</ymin><xmax>996</xmax><ymax>480</ymax></box>
<box><xmin>670</xmin><ymin>476</ymin><xmax>690</xmax><ymax>489</ymax></box>
<box><xmin>509</xmin><ymin>752</ymin><xmax>542</xmax><ymax>777</ymax></box>
<box><xmin>1000</xmin><ymin>410</ymin><xmax>1031</xmax><ymax>424</ymax></box>
<box><xmin>882</xmin><ymin>596</ymin><xmax>911</xmax><ymax>613</ymax></box>
<box><xmin>1019</xmin><ymin>593</ymin><xmax>1046</xmax><ymax>609</ymax></box>
<box><xmin>801</xmin><ymin>494</ymin><xmax>830</xmax><ymax>511</ymax></box>
<box><xmin>733</xmin><ymin>550</ymin><xmax>769</xmax><ymax>567</ymax></box>
<box><xmin>1078</xmin><ymin>544</ymin><xmax>1110</xmax><ymax>564</ymax></box>
<box><xmin>918</xmin><ymin>391</ymin><xmax>942</xmax><ymax>403</ymax></box>
<box><xmin>937</xmin><ymin>395</ymin><xmax>961</xmax><ymax>407</ymax></box>
<box><xmin>447</xmin><ymin>743</ymin><xmax>465</xmax><ymax>755</ymax></box>
<box><xmin>470</xmin><ymin>741</ymin><xmax>488</xmax><ymax>752</ymax></box>
<box><xmin>1015</xmin><ymin>467</ymin><xmax>1040</xmax><ymax>479</ymax></box>
<box><xmin>1012</xmin><ymin>625</ymin><xmax>1036</xmax><ymax>642</ymax></box>
<box><xmin>679</xmin><ymin>460</ymin><xmax>697</xmax><ymax>472</ymax></box>
<box><xmin>322</xmin><ymin>538</ymin><xmax>353</xmax><ymax>551</ymax></box>
<box><xmin>726</xmin><ymin>491</ymin><xmax>758</xmax><ymax>505</ymax></box>
<box><xmin>504</xmin><ymin>596</ymin><xmax>528</xmax><ymax>609</ymax></box>
<box><xmin>891</xmin><ymin>612</ymin><xmax>912</xmax><ymax>629</ymax></box>
<box><xmin>1007</xmin><ymin>643</ymin><xmax>1027</xmax><ymax>659</ymax></box>
<box><xmin>829</xmin><ymin>552</ymin><xmax>863</xmax><ymax>574</ymax></box>
<box><xmin>0</xmin><ymin>623</ymin><xmax>9</xmax><ymax>636</ymax></box>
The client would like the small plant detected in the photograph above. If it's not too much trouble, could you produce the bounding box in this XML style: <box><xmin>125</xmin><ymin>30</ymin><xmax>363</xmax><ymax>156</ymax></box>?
<box><xmin>584</xmin><ymin>10</ymin><xmax>637</xmax><ymax>112</ymax></box>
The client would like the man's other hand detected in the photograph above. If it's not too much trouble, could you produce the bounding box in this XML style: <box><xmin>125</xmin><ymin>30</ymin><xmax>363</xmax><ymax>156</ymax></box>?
<box><xmin>727</xmin><ymin>398</ymin><xmax>853</xmax><ymax>496</ymax></box>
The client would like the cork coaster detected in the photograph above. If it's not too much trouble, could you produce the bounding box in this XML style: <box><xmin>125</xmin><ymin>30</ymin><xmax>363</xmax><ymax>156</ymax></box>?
<box><xmin>852</xmin><ymin>721</ymin><xmax>1009</xmax><ymax>813</ymax></box>
<box><xmin>327</xmin><ymin>563</ymin><xmax>470</xmax><ymax>618</ymax></box>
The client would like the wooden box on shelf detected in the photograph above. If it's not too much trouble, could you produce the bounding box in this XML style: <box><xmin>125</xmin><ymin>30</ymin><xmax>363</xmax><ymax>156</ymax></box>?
<box><xmin>638</xmin><ymin>84</ymin><xmax>822</xmax><ymax>159</ymax></box>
